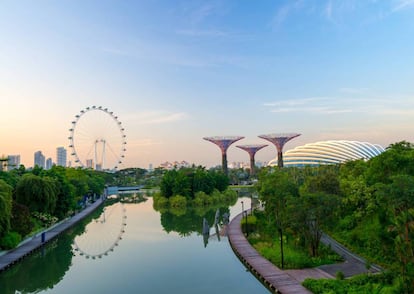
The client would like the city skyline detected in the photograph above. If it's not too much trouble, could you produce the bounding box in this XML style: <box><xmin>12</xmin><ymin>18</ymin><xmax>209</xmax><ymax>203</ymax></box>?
<box><xmin>1</xmin><ymin>1</ymin><xmax>413</xmax><ymax>169</ymax></box>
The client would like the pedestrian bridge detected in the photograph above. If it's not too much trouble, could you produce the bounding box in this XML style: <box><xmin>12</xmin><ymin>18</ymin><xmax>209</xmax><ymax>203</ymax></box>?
<box><xmin>105</xmin><ymin>185</ymin><xmax>143</xmax><ymax>195</ymax></box>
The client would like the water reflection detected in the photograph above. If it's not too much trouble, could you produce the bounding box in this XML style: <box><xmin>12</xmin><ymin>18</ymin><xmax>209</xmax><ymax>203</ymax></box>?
<box><xmin>72</xmin><ymin>202</ymin><xmax>127</xmax><ymax>259</ymax></box>
<box><xmin>0</xmin><ymin>192</ymin><xmax>267</xmax><ymax>294</ymax></box>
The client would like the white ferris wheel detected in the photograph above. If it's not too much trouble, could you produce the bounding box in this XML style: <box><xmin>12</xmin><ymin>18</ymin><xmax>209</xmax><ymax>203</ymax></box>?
<box><xmin>68</xmin><ymin>106</ymin><xmax>127</xmax><ymax>171</ymax></box>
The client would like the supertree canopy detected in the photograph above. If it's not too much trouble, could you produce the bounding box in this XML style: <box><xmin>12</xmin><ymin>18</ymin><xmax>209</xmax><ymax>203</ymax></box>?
<box><xmin>236</xmin><ymin>144</ymin><xmax>268</xmax><ymax>176</ymax></box>
<box><xmin>203</xmin><ymin>136</ymin><xmax>244</xmax><ymax>175</ymax></box>
<box><xmin>258</xmin><ymin>133</ymin><xmax>300</xmax><ymax>168</ymax></box>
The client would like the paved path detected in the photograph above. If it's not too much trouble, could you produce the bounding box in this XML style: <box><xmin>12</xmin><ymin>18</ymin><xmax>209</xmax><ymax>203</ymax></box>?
<box><xmin>0</xmin><ymin>199</ymin><xmax>104</xmax><ymax>272</ymax></box>
<box><xmin>228</xmin><ymin>212</ymin><xmax>312</xmax><ymax>293</ymax></box>
<box><xmin>227</xmin><ymin>211</ymin><xmax>384</xmax><ymax>293</ymax></box>
<box><xmin>318</xmin><ymin>233</ymin><xmax>383</xmax><ymax>278</ymax></box>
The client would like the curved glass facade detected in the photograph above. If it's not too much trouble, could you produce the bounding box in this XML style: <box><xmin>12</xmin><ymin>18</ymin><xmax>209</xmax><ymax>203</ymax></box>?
<box><xmin>268</xmin><ymin>140</ymin><xmax>385</xmax><ymax>167</ymax></box>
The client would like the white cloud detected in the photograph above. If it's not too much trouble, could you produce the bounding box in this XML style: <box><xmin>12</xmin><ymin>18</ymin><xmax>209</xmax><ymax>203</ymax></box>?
<box><xmin>175</xmin><ymin>29</ymin><xmax>228</xmax><ymax>37</ymax></box>
<box><xmin>271</xmin><ymin>0</ymin><xmax>305</xmax><ymax>28</ymax></box>
<box><xmin>339</xmin><ymin>87</ymin><xmax>369</xmax><ymax>94</ymax></box>
<box><xmin>126</xmin><ymin>111</ymin><xmax>189</xmax><ymax>125</ymax></box>
<box><xmin>393</xmin><ymin>0</ymin><xmax>414</xmax><ymax>11</ymax></box>
<box><xmin>264</xmin><ymin>96</ymin><xmax>414</xmax><ymax>115</ymax></box>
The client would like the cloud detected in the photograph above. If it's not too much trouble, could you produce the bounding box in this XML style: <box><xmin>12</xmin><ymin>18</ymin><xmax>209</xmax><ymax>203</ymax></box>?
<box><xmin>324</xmin><ymin>0</ymin><xmax>333</xmax><ymax>21</ymax></box>
<box><xmin>128</xmin><ymin>138</ymin><xmax>163</xmax><ymax>147</ymax></box>
<box><xmin>175</xmin><ymin>29</ymin><xmax>228</xmax><ymax>37</ymax></box>
<box><xmin>339</xmin><ymin>87</ymin><xmax>369</xmax><ymax>94</ymax></box>
<box><xmin>264</xmin><ymin>96</ymin><xmax>414</xmax><ymax>115</ymax></box>
<box><xmin>271</xmin><ymin>0</ymin><xmax>305</xmax><ymax>28</ymax></box>
<box><xmin>393</xmin><ymin>0</ymin><xmax>414</xmax><ymax>11</ymax></box>
<box><xmin>126</xmin><ymin>111</ymin><xmax>189</xmax><ymax>125</ymax></box>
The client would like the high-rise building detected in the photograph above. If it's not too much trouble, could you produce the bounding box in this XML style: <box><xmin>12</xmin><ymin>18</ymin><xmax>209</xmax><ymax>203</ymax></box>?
<box><xmin>56</xmin><ymin>147</ymin><xmax>67</xmax><ymax>167</ymax></box>
<box><xmin>46</xmin><ymin>157</ymin><xmax>53</xmax><ymax>170</ymax></box>
<box><xmin>34</xmin><ymin>151</ymin><xmax>45</xmax><ymax>168</ymax></box>
<box><xmin>7</xmin><ymin>155</ymin><xmax>21</xmax><ymax>171</ymax></box>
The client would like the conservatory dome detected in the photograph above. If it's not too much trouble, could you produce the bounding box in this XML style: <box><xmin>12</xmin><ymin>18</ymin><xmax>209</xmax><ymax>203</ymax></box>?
<box><xmin>267</xmin><ymin>140</ymin><xmax>385</xmax><ymax>167</ymax></box>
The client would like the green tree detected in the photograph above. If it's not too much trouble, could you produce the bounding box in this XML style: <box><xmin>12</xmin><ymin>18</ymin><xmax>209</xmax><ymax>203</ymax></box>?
<box><xmin>43</xmin><ymin>166</ymin><xmax>76</xmax><ymax>219</ymax></box>
<box><xmin>256</xmin><ymin>168</ymin><xmax>299</xmax><ymax>269</ymax></box>
<box><xmin>0</xmin><ymin>179</ymin><xmax>13</xmax><ymax>237</ymax></box>
<box><xmin>14</xmin><ymin>174</ymin><xmax>57</xmax><ymax>214</ymax></box>
<box><xmin>10</xmin><ymin>202</ymin><xmax>33</xmax><ymax>238</ymax></box>
<box><xmin>289</xmin><ymin>192</ymin><xmax>339</xmax><ymax>256</ymax></box>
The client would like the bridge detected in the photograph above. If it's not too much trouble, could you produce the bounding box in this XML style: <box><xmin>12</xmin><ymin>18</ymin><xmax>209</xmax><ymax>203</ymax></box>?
<box><xmin>105</xmin><ymin>185</ymin><xmax>143</xmax><ymax>195</ymax></box>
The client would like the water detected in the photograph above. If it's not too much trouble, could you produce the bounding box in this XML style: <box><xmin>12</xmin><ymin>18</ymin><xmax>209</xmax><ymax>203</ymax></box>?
<box><xmin>0</xmin><ymin>195</ymin><xmax>269</xmax><ymax>293</ymax></box>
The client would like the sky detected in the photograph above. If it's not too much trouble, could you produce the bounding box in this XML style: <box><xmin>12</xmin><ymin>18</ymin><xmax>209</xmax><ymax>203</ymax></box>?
<box><xmin>1</xmin><ymin>0</ymin><xmax>414</xmax><ymax>169</ymax></box>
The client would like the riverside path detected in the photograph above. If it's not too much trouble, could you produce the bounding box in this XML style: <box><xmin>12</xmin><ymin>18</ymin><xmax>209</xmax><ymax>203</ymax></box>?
<box><xmin>0</xmin><ymin>198</ymin><xmax>104</xmax><ymax>272</ymax></box>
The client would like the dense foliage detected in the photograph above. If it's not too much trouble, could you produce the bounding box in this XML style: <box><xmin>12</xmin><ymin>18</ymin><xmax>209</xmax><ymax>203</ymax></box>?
<box><xmin>159</xmin><ymin>166</ymin><xmax>229</xmax><ymax>199</ymax></box>
<box><xmin>0</xmin><ymin>166</ymin><xmax>108</xmax><ymax>249</ymax></box>
<box><xmin>254</xmin><ymin>141</ymin><xmax>414</xmax><ymax>292</ymax></box>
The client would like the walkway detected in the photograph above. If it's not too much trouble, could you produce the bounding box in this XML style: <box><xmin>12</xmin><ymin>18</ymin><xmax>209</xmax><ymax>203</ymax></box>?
<box><xmin>227</xmin><ymin>212</ymin><xmax>312</xmax><ymax>293</ymax></box>
<box><xmin>318</xmin><ymin>233</ymin><xmax>382</xmax><ymax>278</ymax></box>
<box><xmin>0</xmin><ymin>198</ymin><xmax>104</xmax><ymax>272</ymax></box>
<box><xmin>227</xmin><ymin>211</ymin><xmax>383</xmax><ymax>293</ymax></box>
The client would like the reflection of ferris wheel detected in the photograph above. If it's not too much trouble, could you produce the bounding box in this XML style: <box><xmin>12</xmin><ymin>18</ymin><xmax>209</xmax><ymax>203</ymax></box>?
<box><xmin>72</xmin><ymin>202</ymin><xmax>127</xmax><ymax>259</ymax></box>
<box><xmin>68</xmin><ymin>106</ymin><xmax>127</xmax><ymax>170</ymax></box>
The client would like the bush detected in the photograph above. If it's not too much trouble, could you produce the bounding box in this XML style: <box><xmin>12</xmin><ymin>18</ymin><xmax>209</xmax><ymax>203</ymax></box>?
<box><xmin>0</xmin><ymin>231</ymin><xmax>22</xmax><ymax>250</ymax></box>
<box><xmin>169</xmin><ymin>195</ymin><xmax>187</xmax><ymax>208</ymax></box>
<box><xmin>336</xmin><ymin>271</ymin><xmax>344</xmax><ymax>280</ymax></box>
<box><xmin>241</xmin><ymin>214</ymin><xmax>257</xmax><ymax>234</ymax></box>
<box><xmin>152</xmin><ymin>193</ymin><xmax>169</xmax><ymax>211</ymax></box>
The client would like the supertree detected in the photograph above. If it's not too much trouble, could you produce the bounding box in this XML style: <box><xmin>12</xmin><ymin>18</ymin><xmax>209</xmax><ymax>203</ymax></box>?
<box><xmin>236</xmin><ymin>144</ymin><xmax>268</xmax><ymax>176</ymax></box>
<box><xmin>203</xmin><ymin>136</ymin><xmax>244</xmax><ymax>175</ymax></box>
<box><xmin>258</xmin><ymin>133</ymin><xmax>300</xmax><ymax>168</ymax></box>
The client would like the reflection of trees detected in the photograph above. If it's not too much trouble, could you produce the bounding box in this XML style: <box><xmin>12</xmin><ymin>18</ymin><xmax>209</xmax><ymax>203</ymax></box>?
<box><xmin>0</xmin><ymin>234</ymin><xmax>73</xmax><ymax>294</ymax></box>
<box><xmin>160</xmin><ymin>206</ymin><xmax>230</xmax><ymax>237</ymax></box>
<box><xmin>0</xmin><ymin>205</ymin><xmax>106</xmax><ymax>294</ymax></box>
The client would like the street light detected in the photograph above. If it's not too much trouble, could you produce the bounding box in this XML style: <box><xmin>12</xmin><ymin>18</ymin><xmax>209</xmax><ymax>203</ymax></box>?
<box><xmin>241</xmin><ymin>201</ymin><xmax>245</xmax><ymax>236</ymax></box>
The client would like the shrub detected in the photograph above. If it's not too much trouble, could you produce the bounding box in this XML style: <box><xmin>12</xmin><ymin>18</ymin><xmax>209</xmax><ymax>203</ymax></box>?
<box><xmin>152</xmin><ymin>193</ymin><xmax>169</xmax><ymax>211</ymax></box>
<box><xmin>169</xmin><ymin>195</ymin><xmax>187</xmax><ymax>208</ymax></box>
<box><xmin>336</xmin><ymin>271</ymin><xmax>345</xmax><ymax>280</ymax></box>
<box><xmin>0</xmin><ymin>231</ymin><xmax>22</xmax><ymax>250</ymax></box>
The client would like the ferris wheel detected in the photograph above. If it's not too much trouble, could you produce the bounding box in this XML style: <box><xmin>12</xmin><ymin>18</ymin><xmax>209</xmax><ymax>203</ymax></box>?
<box><xmin>68</xmin><ymin>106</ymin><xmax>127</xmax><ymax>170</ymax></box>
<box><xmin>72</xmin><ymin>202</ymin><xmax>127</xmax><ymax>259</ymax></box>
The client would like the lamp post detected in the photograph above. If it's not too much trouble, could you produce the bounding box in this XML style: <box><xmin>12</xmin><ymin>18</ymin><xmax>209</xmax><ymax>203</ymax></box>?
<box><xmin>241</xmin><ymin>201</ymin><xmax>245</xmax><ymax>235</ymax></box>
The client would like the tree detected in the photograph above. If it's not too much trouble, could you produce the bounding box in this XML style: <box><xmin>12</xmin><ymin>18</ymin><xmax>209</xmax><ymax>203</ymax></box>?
<box><xmin>10</xmin><ymin>202</ymin><xmax>33</xmax><ymax>238</ymax></box>
<box><xmin>14</xmin><ymin>174</ymin><xmax>57</xmax><ymax>214</ymax></box>
<box><xmin>256</xmin><ymin>168</ymin><xmax>299</xmax><ymax>268</ymax></box>
<box><xmin>289</xmin><ymin>192</ymin><xmax>339</xmax><ymax>257</ymax></box>
<box><xmin>43</xmin><ymin>166</ymin><xmax>76</xmax><ymax>219</ymax></box>
<box><xmin>0</xmin><ymin>179</ymin><xmax>13</xmax><ymax>237</ymax></box>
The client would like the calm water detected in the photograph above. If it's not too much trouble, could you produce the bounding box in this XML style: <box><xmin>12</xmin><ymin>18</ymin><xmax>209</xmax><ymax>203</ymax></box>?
<box><xmin>0</xmin><ymin>195</ymin><xmax>269</xmax><ymax>293</ymax></box>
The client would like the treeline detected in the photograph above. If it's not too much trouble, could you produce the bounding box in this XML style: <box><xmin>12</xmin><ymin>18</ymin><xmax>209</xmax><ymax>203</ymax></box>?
<box><xmin>154</xmin><ymin>166</ymin><xmax>237</xmax><ymax>209</ymax></box>
<box><xmin>255</xmin><ymin>141</ymin><xmax>414</xmax><ymax>292</ymax></box>
<box><xmin>0</xmin><ymin>165</ymin><xmax>109</xmax><ymax>249</ymax></box>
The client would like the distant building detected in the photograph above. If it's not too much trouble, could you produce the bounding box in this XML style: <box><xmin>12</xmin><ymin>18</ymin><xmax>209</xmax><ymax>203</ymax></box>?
<box><xmin>34</xmin><ymin>151</ymin><xmax>45</xmax><ymax>168</ymax></box>
<box><xmin>56</xmin><ymin>146</ymin><xmax>67</xmax><ymax>167</ymax></box>
<box><xmin>159</xmin><ymin>160</ymin><xmax>191</xmax><ymax>170</ymax></box>
<box><xmin>7</xmin><ymin>155</ymin><xmax>21</xmax><ymax>171</ymax></box>
<box><xmin>46</xmin><ymin>157</ymin><xmax>53</xmax><ymax>170</ymax></box>
<box><xmin>149</xmin><ymin>163</ymin><xmax>153</xmax><ymax>172</ymax></box>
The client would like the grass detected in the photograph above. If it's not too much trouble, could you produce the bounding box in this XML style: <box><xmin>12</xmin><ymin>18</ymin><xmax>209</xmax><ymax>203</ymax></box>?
<box><xmin>248</xmin><ymin>234</ymin><xmax>343</xmax><ymax>269</ymax></box>
<box><xmin>302</xmin><ymin>271</ymin><xmax>400</xmax><ymax>294</ymax></box>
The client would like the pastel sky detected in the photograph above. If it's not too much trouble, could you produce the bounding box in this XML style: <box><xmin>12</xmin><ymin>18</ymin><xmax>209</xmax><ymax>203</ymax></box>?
<box><xmin>1</xmin><ymin>0</ymin><xmax>414</xmax><ymax>169</ymax></box>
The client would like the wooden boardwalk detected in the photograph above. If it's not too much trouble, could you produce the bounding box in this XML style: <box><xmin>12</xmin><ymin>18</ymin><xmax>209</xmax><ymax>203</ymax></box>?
<box><xmin>0</xmin><ymin>199</ymin><xmax>104</xmax><ymax>272</ymax></box>
<box><xmin>227</xmin><ymin>212</ymin><xmax>312</xmax><ymax>293</ymax></box>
